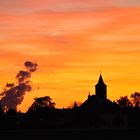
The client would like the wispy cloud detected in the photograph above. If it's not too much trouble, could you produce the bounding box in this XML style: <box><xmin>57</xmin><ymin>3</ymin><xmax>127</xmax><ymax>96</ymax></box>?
<box><xmin>0</xmin><ymin>0</ymin><xmax>140</xmax><ymax>14</ymax></box>
<box><xmin>0</xmin><ymin>0</ymin><xmax>140</xmax><ymax>112</ymax></box>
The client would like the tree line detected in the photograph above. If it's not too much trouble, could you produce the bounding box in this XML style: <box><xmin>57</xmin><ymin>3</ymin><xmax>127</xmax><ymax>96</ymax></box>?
<box><xmin>0</xmin><ymin>92</ymin><xmax>139</xmax><ymax>129</ymax></box>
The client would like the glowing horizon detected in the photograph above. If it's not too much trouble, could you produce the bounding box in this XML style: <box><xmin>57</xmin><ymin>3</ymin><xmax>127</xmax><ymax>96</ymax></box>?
<box><xmin>0</xmin><ymin>0</ymin><xmax>140</xmax><ymax>112</ymax></box>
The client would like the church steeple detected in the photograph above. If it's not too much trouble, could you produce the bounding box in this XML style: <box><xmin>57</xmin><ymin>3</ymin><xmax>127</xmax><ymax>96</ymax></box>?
<box><xmin>95</xmin><ymin>74</ymin><xmax>107</xmax><ymax>100</ymax></box>
<box><xmin>97</xmin><ymin>74</ymin><xmax>106</xmax><ymax>86</ymax></box>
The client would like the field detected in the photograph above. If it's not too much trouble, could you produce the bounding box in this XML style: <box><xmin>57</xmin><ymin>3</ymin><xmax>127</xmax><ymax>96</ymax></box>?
<box><xmin>0</xmin><ymin>128</ymin><xmax>139</xmax><ymax>140</ymax></box>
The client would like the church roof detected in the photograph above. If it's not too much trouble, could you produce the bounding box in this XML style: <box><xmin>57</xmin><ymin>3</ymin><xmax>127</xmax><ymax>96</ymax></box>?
<box><xmin>95</xmin><ymin>74</ymin><xmax>106</xmax><ymax>86</ymax></box>
<box><xmin>79</xmin><ymin>95</ymin><xmax>119</xmax><ymax>113</ymax></box>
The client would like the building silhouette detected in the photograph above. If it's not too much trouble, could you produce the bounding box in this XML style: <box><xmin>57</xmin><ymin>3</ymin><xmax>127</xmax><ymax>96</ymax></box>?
<box><xmin>78</xmin><ymin>74</ymin><xmax>126</xmax><ymax>128</ymax></box>
<box><xmin>79</xmin><ymin>74</ymin><xmax>111</xmax><ymax>110</ymax></box>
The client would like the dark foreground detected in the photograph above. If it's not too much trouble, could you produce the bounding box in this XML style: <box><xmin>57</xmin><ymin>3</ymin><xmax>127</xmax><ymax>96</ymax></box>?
<box><xmin>0</xmin><ymin>128</ymin><xmax>140</xmax><ymax>140</ymax></box>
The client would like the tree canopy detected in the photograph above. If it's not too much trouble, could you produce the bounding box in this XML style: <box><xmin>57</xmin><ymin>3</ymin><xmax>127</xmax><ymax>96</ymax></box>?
<box><xmin>27</xmin><ymin>96</ymin><xmax>55</xmax><ymax>113</ymax></box>
<box><xmin>116</xmin><ymin>92</ymin><xmax>140</xmax><ymax>108</ymax></box>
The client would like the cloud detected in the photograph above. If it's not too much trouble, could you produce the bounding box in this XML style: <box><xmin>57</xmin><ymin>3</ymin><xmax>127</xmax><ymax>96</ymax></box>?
<box><xmin>118</xmin><ymin>0</ymin><xmax>140</xmax><ymax>7</ymax></box>
<box><xmin>0</xmin><ymin>0</ymin><xmax>140</xmax><ymax>14</ymax></box>
<box><xmin>0</xmin><ymin>0</ymin><xmax>139</xmax><ymax>112</ymax></box>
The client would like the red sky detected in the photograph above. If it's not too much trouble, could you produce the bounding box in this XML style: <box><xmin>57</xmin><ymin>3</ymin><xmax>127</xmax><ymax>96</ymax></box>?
<box><xmin>0</xmin><ymin>0</ymin><xmax>140</xmax><ymax>112</ymax></box>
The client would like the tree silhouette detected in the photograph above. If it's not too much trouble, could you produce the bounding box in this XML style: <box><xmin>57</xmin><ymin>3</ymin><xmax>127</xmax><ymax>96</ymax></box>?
<box><xmin>116</xmin><ymin>96</ymin><xmax>132</xmax><ymax>108</ymax></box>
<box><xmin>131</xmin><ymin>92</ymin><xmax>140</xmax><ymax>108</ymax></box>
<box><xmin>0</xmin><ymin>61</ymin><xmax>38</xmax><ymax>112</ymax></box>
<box><xmin>27</xmin><ymin>96</ymin><xmax>55</xmax><ymax>113</ymax></box>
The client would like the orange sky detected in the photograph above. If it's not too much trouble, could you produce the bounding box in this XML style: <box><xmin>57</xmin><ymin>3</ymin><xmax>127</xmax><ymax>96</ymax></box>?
<box><xmin>0</xmin><ymin>0</ymin><xmax>140</xmax><ymax>112</ymax></box>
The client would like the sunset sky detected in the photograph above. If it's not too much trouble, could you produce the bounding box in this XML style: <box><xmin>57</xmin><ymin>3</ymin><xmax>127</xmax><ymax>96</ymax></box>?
<box><xmin>0</xmin><ymin>0</ymin><xmax>140</xmax><ymax>112</ymax></box>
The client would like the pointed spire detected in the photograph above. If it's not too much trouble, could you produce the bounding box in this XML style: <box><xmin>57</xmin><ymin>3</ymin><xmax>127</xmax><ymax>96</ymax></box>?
<box><xmin>96</xmin><ymin>74</ymin><xmax>106</xmax><ymax>86</ymax></box>
<box><xmin>89</xmin><ymin>91</ymin><xmax>90</xmax><ymax>96</ymax></box>
<box><xmin>88</xmin><ymin>91</ymin><xmax>91</xmax><ymax>99</ymax></box>
<box><xmin>99</xmin><ymin>74</ymin><xmax>104</xmax><ymax>83</ymax></box>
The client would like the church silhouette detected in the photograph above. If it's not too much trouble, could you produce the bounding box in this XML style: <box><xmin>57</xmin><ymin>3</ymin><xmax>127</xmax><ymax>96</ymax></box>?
<box><xmin>79</xmin><ymin>74</ymin><xmax>117</xmax><ymax>112</ymax></box>
<box><xmin>77</xmin><ymin>75</ymin><xmax>127</xmax><ymax>128</ymax></box>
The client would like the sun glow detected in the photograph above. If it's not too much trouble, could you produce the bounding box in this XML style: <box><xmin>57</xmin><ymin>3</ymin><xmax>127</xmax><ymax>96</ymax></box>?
<box><xmin>0</xmin><ymin>1</ymin><xmax>140</xmax><ymax>112</ymax></box>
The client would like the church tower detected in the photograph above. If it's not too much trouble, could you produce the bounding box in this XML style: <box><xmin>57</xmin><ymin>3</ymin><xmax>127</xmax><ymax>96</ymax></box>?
<box><xmin>95</xmin><ymin>74</ymin><xmax>107</xmax><ymax>100</ymax></box>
